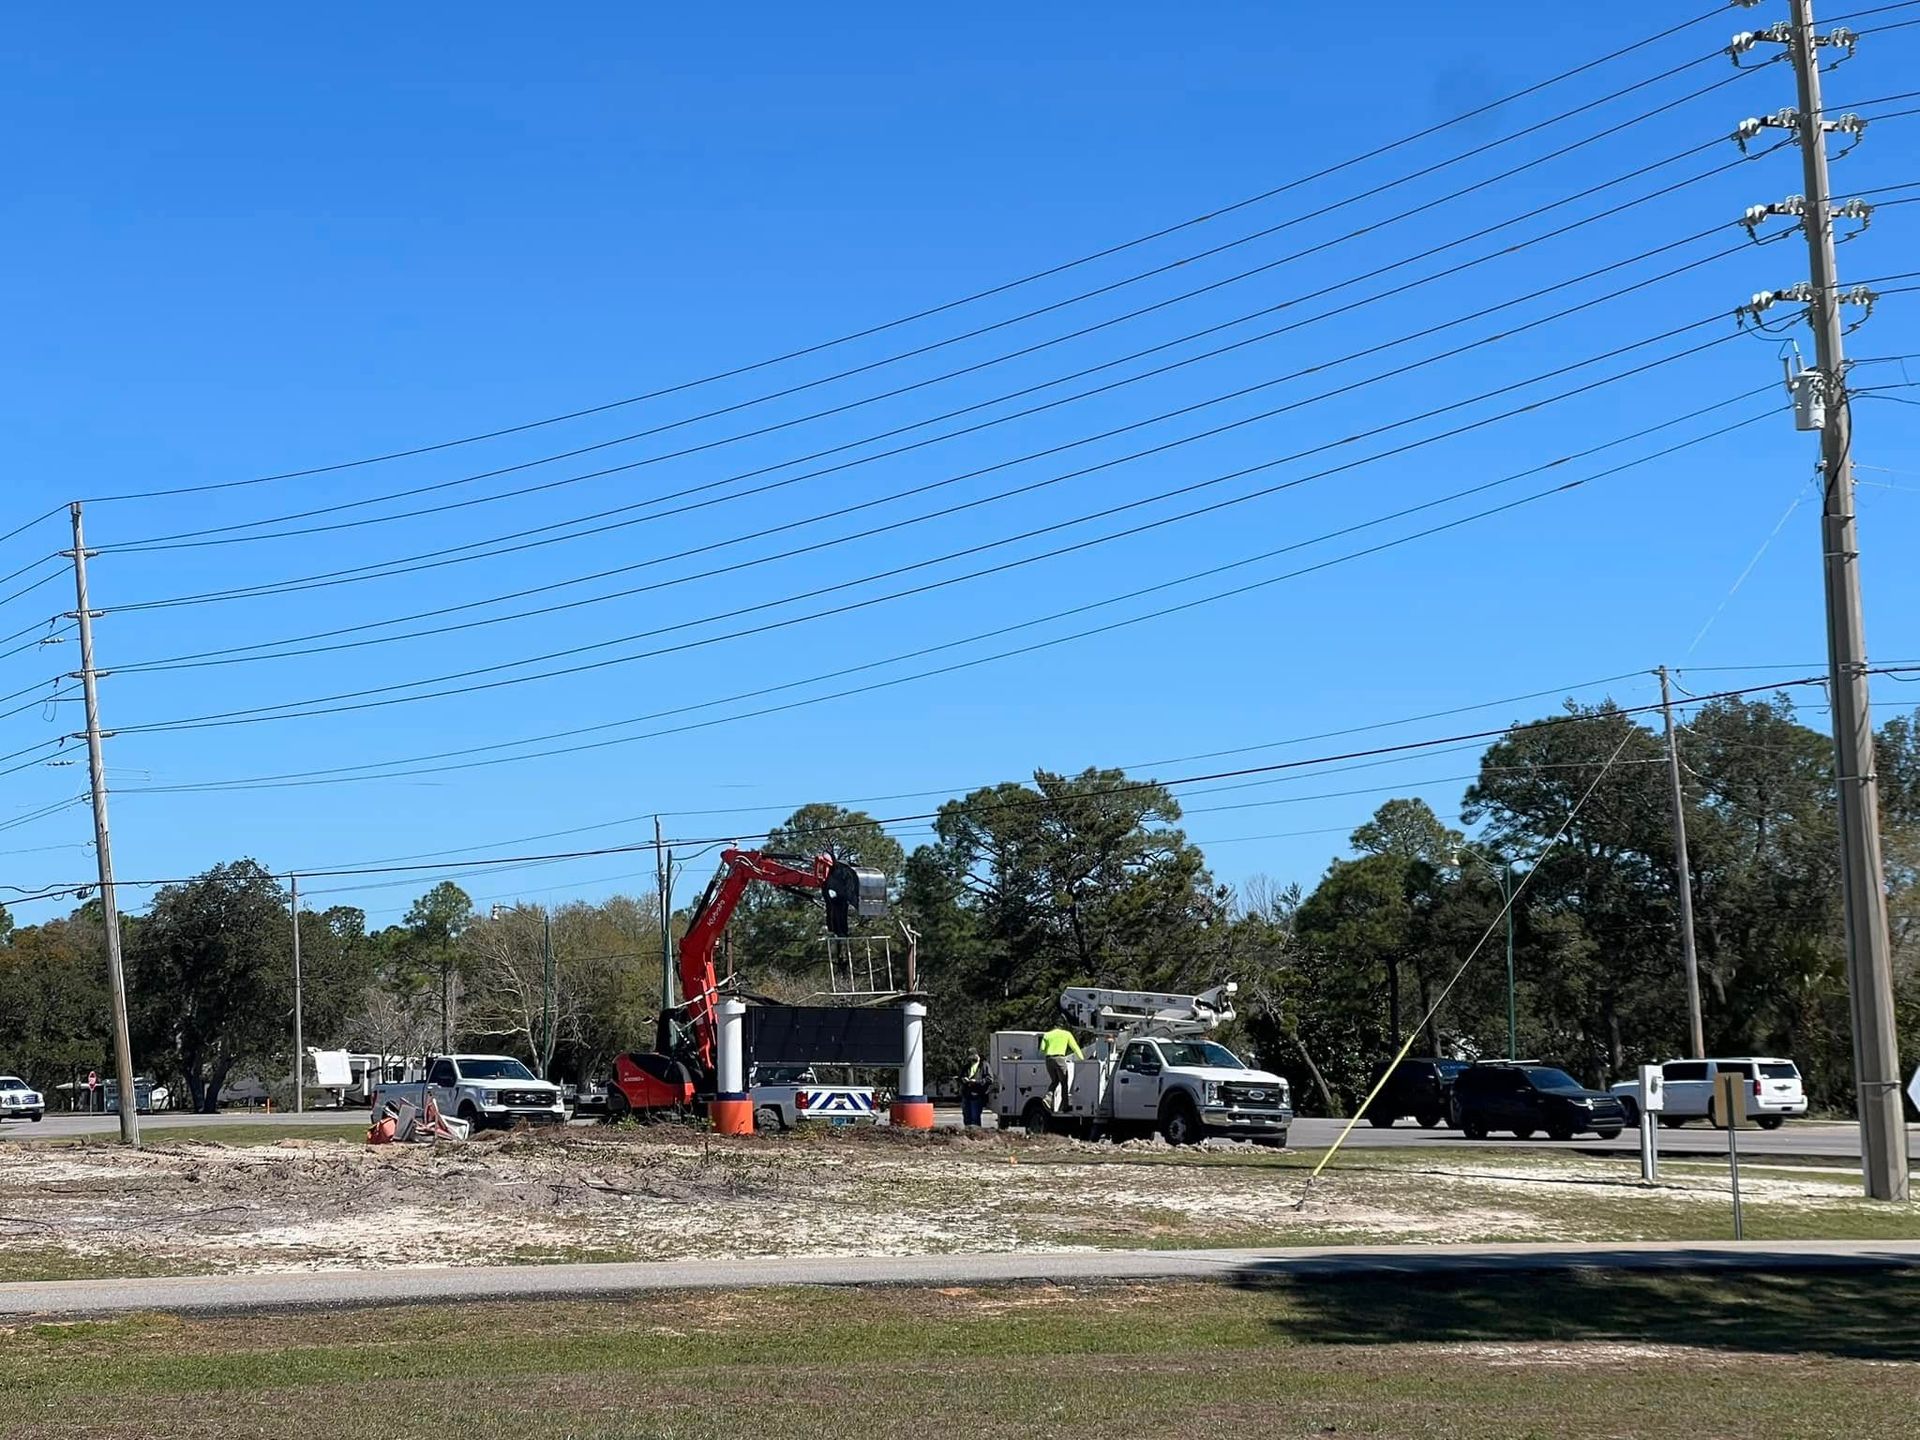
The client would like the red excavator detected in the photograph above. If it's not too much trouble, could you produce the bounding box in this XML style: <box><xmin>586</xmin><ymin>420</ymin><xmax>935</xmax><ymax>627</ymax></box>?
<box><xmin>607</xmin><ymin>849</ymin><xmax>884</xmax><ymax>1120</ymax></box>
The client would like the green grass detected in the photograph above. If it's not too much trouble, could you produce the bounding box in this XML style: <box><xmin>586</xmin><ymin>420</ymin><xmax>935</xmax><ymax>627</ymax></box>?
<box><xmin>0</xmin><ymin>1249</ymin><xmax>214</xmax><ymax>1285</ymax></box>
<box><xmin>0</xmin><ymin>1271</ymin><xmax>1915</xmax><ymax>1438</ymax></box>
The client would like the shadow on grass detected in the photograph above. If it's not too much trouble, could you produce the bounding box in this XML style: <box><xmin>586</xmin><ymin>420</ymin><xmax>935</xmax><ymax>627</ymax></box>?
<box><xmin>1231</xmin><ymin>1266</ymin><xmax>1920</xmax><ymax>1361</ymax></box>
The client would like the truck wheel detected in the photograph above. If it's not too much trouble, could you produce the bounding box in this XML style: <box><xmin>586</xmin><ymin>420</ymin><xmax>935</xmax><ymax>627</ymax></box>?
<box><xmin>1416</xmin><ymin>1110</ymin><xmax>1442</xmax><ymax>1129</ymax></box>
<box><xmin>1462</xmin><ymin>1117</ymin><xmax>1489</xmax><ymax>1141</ymax></box>
<box><xmin>1546</xmin><ymin>1124</ymin><xmax>1574</xmax><ymax>1142</ymax></box>
<box><xmin>1594</xmin><ymin>1128</ymin><xmax>1622</xmax><ymax>1140</ymax></box>
<box><xmin>1617</xmin><ymin>1097</ymin><xmax>1641</xmax><ymax>1129</ymax></box>
<box><xmin>1022</xmin><ymin>1101</ymin><xmax>1052</xmax><ymax>1137</ymax></box>
<box><xmin>458</xmin><ymin>1102</ymin><xmax>483</xmax><ymax>1132</ymax></box>
<box><xmin>753</xmin><ymin>1104</ymin><xmax>785</xmax><ymax>1134</ymax></box>
<box><xmin>1367</xmin><ymin>1113</ymin><xmax>1394</xmax><ymax>1129</ymax></box>
<box><xmin>606</xmin><ymin>1088</ymin><xmax>631</xmax><ymax>1124</ymax></box>
<box><xmin>1159</xmin><ymin>1099</ymin><xmax>1204</xmax><ymax>1146</ymax></box>
<box><xmin>1514</xmin><ymin>1127</ymin><xmax>1536</xmax><ymax>1140</ymax></box>
<box><xmin>1756</xmin><ymin>1115</ymin><xmax>1784</xmax><ymax>1131</ymax></box>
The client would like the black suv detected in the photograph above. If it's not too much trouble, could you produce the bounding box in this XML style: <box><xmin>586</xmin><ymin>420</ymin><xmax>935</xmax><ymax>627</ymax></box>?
<box><xmin>1450</xmin><ymin>1062</ymin><xmax>1628</xmax><ymax>1141</ymax></box>
<box><xmin>1363</xmin><ymin>1057</ymin><xmax>1471</xmax><ymax>1128</ymax></box>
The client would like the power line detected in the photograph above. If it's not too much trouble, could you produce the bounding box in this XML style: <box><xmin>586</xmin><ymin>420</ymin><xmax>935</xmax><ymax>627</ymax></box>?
<box><xmin>64</xmin><ymin>671</ymin><xmax>1912</xmax><ymax>892</ymax></box>
<box><xmin>111</xmin><ymin>231</ymin><xmax>1760</xmax><ymax>674</ymax></box>
<box><xmin>108</xmin><ymin>312</ymin><xmax>1754</xmax><ymax>731</ymax></box>
<box><xmin>113</xmin><ymin>404</ymin><xmax>1772</xmax><ymax>790</ymax></box>
<box><xmin>102</xmin><ymin>66</ymin><xmax>1774</xmax><ymax>555</ymax></box>
<box><xmin>105</xmin><ymin>225</ymin><xmax>1755</xmax><ymax>631</ymax></box>
<box><xmin>77</xmin><ymin>10</ymin><xmax>1739</xmax><ymax>507</ymax></box>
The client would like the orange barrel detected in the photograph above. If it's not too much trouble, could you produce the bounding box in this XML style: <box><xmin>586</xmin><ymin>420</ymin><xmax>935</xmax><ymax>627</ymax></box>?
<box><xmin>890</xmin><ymin>1096</ymin><xmax>934</xmax><ymax>1130</ymax></box>
<box><xmin>709</xmin><ymin>1096</ymin><xmax>754</xmax><ymax>1135</ymax></box>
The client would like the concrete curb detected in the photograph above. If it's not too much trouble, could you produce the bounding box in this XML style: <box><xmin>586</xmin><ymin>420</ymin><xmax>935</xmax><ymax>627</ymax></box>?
<box><xmin>4</xmin><ymin>1240</ymin><xmax>1918</xmax><ymax>1319</ymax></box>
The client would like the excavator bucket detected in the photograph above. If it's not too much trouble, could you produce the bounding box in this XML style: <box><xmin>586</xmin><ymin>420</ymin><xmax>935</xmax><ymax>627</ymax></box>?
<box><xmin>824</xmin><ymin>862</ymin><xmax>888</xmax><ymax>935</ymax></box>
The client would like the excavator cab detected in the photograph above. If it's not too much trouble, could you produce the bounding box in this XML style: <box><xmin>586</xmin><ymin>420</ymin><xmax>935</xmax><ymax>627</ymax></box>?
<box><xmin>824</xmin><ymin>861</ymin><xmax>887</xmax><ymax>935</ymax></box>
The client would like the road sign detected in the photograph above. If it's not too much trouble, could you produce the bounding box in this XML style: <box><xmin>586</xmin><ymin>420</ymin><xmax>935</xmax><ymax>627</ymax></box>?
<box><xmin>86</xmin><ymin>1070</ymin><xmax>98</xmax><ymax>1089</ymax></box>
<box><xmin>1714</xmin><ymin>1071</ymin><xmax>1749</xmax><ymax>1129</ymax></box>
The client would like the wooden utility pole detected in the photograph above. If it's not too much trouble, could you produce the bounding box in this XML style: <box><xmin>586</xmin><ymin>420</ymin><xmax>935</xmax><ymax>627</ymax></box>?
<box><xmin>1657</xmin><ymin>667</ymin><xmax>1705</xmax><ymax>1059</ymax></box>
<box><xmin>64</xmin><ymin>502</ymin><xmax>139</xmax><ymax>1147</ymax></box>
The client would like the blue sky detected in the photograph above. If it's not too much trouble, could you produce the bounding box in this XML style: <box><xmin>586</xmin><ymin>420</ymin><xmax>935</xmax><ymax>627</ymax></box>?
<box><xmin>2</xmin><ymin>2</ymin><xmax>1916</xmax><ymax>929</ymax></box>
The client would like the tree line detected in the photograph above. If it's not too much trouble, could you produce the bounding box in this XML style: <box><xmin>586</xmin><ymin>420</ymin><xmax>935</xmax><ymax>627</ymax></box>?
<box><xmin>3</xmin><ymin>692</ymin><xmax>1917</xmax><ymax>1114</ymax></box>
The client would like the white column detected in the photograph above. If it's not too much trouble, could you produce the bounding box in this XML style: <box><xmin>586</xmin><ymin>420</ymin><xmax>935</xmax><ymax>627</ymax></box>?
<box><xmin>718</xmin><ymin>998</ymin><xmax>748</xmax><ymax>1096</ymax></box>
<box><xmin>900</xmin><ymin>1000</ymin><xmax>926</xmax><ymax>1100</ymax></box>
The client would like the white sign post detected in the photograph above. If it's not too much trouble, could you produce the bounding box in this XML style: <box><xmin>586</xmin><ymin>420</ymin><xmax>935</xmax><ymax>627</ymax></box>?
<box><xmin>1638</xmin><ymin>1063</ymin><xmax>1664</xmax><ymax>1183</ymax></box>
<box><xmin>1907</xmin><ymin>1065</ymin><xmax>1920</xmax><ymax>1119</ymax></box>
<box><xmin>1716</xmin><ymin>1071</ymin><xmax>1749</xmax><ymax>1240</ymax></box>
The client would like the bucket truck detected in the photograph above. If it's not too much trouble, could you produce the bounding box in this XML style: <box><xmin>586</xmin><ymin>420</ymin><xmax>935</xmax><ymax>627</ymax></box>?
<box><xmin>989</xmin><ymin>982</ymin><xmax>1292</xmax><ymax>1145</ymax></box>
<box><xmin>607</xmin><ymin>849</ymin><xmax>887</xmax><ymax>1124</ymax></box>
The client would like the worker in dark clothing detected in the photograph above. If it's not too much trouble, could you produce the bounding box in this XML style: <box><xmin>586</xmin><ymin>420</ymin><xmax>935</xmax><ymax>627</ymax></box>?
<box><xmin>960</xmin><ymin>1050</ymin><xmax>988</xmax><ymax>1128</ymax></box>
<box><xmin>1038</xmin><ymin>1025</ymin><xmax>1084</xmax><ymax>1110</ymax></box>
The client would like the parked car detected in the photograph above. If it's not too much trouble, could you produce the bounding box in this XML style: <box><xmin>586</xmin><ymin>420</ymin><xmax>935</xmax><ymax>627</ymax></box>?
<box><xmin>0</xmin><ymin>1075</ymin><xmax>45</xmax><ymax>1122</ymax></box>
<box><xmin>1610</xmin><ymin>1057</ymin><xmax>1807</xmax><ymax>1130</ymax></box>
<box><xmin>1363</xmin><ymin>1057</ymin><xmax>1471</xmax><ymax>1128</ymax></box>
<box><xmin>1450</xmin><ymin>1062</ymin><xmax>1628</xmax><ymax>1141</ymax></box>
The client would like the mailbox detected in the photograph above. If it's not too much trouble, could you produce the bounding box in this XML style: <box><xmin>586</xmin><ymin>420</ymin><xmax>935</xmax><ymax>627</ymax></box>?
<box><xmin>1639</xmin><ymin>1063</ymin><xmax>1664</xmax><ymax>1113</ymax></box>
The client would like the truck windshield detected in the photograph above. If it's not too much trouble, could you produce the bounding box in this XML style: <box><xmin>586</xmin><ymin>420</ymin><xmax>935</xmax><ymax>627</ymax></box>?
<box><xmin>1159</xmin><ymin>1041</ymin><xmax>1244</xmax><ymax>1069</ymax></box>
<box><xmin>460</xmin><ymin>1059</ymin><xmax>537</xmax><ymax>1081</ymax></box>
<box><xmin>1526</xmin><ymin>1067</ymin><xmax>1587</xmax><ymax>1094</ymax></box>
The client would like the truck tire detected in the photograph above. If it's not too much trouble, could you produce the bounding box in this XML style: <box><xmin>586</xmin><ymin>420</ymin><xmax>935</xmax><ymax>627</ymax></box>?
<box><xmin>1416</xmin><ymin>1110</ymin><xmax>1443</xmax><ymax>1129</ymax></box>
<box><xmin>1022</xmin><ymin>1101</ymin><xmax>1052</xmax><ymax>1137</ymax></box>
<box><xmin>1159</xmin><ymin>1098</ymin><xmax>1204</xmax><ymax>1146</ymax></box>
<box><xmin>1616</xmin><ymin>1097</ymin><xmax>1641</xmax><ymax>1129</ymax></box>
<box><xmin>753</xmin><ymin>1104</ymin><xmax>785</xmax><ymax>1134</ymax></box>
<box><xmin>1462</xmin><ymin>1116</ymin><xmax>1489</xmax><ymax>1141</ymax></box>
<box><xmin>1546</xmin><ymin>1124</ymin><xmax>1574</xmax><ymax>1142</ymax></box>
<box><xmin>459</xmin><ymin>1102</ymin><xmax>484</xmax><ymax>1133</ymax></box>
<box><xmin>1757</xmin><ymin>1115</ymin><xmax>1784</xmax><ymax>1130</ymax></box>
<box><xmin>606</xmin><ymin>1088</ymin><xmax>631</xmax><ymax>1123</ymax></box>
<box><xmin>1367</xmin><ymin>1112</ymin><xmax>1394</xmax><ymax>1129</ymax></box>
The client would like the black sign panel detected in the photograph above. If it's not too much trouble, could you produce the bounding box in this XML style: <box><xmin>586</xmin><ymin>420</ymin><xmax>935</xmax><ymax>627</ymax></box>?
<box><xmin>746</xmin><ymin>1005</ymin><xmax>904</xmax><ymax>1066</ymax></box>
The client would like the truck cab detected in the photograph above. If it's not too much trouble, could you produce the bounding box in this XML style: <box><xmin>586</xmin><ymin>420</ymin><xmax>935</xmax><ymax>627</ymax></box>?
<box><xmin>372</xmin><ymin>1054</ymin><xmax>566</xmax><ymax>1131</ymax></box>
<box><xmin>1110</xmin><ymin>1035</ymin><xmax>1291</xmax><ymax>1144</ymax></box>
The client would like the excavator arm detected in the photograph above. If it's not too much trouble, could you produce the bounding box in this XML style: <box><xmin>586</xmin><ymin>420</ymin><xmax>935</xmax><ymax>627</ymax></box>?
<box><xmin>613</xmin><ymin>848</ymin><xmax>886</xmax><ymax>1113</ymax></box>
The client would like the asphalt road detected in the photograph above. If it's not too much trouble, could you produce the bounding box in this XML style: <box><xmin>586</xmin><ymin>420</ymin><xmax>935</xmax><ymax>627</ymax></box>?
<box><xmin>9</xmin><ymin>1107</ymin><xmax>1916</xmax><ymax>1163</ymax></box>
<box><xmin>4</xmin><ymin>1240</ymin><xmax>1916</xmax><ymax>1319</ymax></box>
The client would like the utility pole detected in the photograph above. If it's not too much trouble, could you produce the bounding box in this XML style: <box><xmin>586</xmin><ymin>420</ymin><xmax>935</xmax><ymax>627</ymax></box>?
<box><xmin>1657</xmin><ymin>667</ymin><xmax>1706</xmax><ymax>1059</ymax></box>
<box><xmin>64</xmin><ymin>502</ymin><xmax>139</xmax><ymax>1147</ymax></box>
<box><xmin>539</xmin><ymin>909</ymin><xmax>556</xmax><ymax>1079</ymax></box>
<box><xmin>1733</xmin><ymin>0</ymin><xmax>1907</xmax><ymax>1200</ymax></box>
<box><xmin>290</xmin><ymin>874</ymin><xmax>304</xmax><ymax>1114</ymax></box>
<box><xmin>655</xmin><ymin>816</ymin><xmax>673</xmax><ymax>1016</ymax></box>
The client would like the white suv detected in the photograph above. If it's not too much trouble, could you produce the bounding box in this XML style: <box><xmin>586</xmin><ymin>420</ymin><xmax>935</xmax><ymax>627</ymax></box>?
<box><xmin>1611</xmin><ymin>1057</ymin><xmax>1807</xmax><ymax>1129</ymax></box>
<box><xmin>0</xmin><ymin>1075</ymin><xmax>45</xmax><ymax>1122</ymax></box>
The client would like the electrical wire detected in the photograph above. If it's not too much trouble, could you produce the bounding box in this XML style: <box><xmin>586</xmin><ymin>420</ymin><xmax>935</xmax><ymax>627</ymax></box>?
<box><xmin>107</xmin><ymin>227</ymin><xmax>1756</xmax><ymax>628</ymax></box>
<box><xmin>77</xmin><ymin>10</ymin><xmax>1741</xmax><ymax>506</ymax></box>
<box><xmin>107</xmin><ymin>311</ymin><xmax>1754</xmax><ymax>730</ymax></box>
<box><xmin>102</xmin><ymin>66</ymin><xmax>1773</xmax><ymax>555</ymax></box>
<box><xmin>110</xmin><ymin>235</ymin><xmax>1760</xmax><ymax>674</ymax></box>
<box><xmin>74</xmin><ymin>670</ymin><xmax>1911</xmax><ymax>889</ymax></box>
<box><xmin>113</xmin><ymin>407</ymin><xmax>1772</xmax><ymax>790</ymax></box>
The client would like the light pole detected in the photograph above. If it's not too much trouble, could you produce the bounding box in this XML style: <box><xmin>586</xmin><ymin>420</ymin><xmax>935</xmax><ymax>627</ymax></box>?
<box><xmin>1456</xmin><ymin>846</ymin><xmax>1517</xmax><ymax>1060</ymax></box>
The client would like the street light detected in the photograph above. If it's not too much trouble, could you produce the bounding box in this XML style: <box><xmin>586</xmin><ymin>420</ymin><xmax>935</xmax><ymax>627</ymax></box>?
<box><xmin>1455</xmin><ymin>845</ymin><xmax>1517</xmax><ymax>1061</ymax></box>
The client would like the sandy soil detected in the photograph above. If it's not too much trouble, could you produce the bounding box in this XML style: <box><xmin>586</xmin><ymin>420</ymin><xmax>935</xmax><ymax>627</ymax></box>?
<box><xmin>0</xmin><ymin>1124</ymin><xmax>1877</xmax><ymax>1276</ymax></box>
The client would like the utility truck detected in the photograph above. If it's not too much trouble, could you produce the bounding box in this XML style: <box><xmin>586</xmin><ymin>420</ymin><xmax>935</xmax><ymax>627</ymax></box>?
<box><xmin>990</xmin><ymin>983</ymin><xmax>1292</xmax><ymax>1145</ymax></box>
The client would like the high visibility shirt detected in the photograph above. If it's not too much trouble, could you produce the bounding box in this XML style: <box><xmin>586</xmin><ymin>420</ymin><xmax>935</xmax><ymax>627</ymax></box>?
<box><xmin>1039</xmin><ymin>1028</ymin><xmax>1083</xmax><ymax>1059</ymax></box>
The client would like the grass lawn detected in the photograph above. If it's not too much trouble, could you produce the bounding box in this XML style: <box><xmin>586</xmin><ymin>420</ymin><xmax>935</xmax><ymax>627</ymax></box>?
<box><xmin>0</xmin><ymin>1270</ymin><xmax>1915</xmax><ymax>1438</ymax></box>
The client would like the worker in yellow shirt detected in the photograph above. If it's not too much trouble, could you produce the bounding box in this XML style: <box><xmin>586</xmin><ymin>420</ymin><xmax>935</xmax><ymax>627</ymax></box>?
<box><xmin>1038</xmin><ymin>1025</ymin><xmax>1083</xmax><ymax>1110</ymax></box>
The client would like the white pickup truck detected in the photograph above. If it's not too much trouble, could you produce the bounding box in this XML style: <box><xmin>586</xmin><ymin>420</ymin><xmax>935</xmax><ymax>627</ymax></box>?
<box><xmin>746</xmin><ymin>1065</ymin><xmax>879</xmax><ymax>1131</ymax></box>
<box><xmin>991</xmin><ymin>985</ymin><xmax>1292</xmax><ymax>1146</ymax></box>
<box><xmin>370</xmin><ymin>1054</ymin><xmax>566</xmax><ymax>1132</ymax></box>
